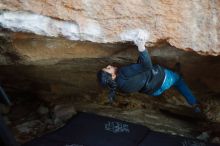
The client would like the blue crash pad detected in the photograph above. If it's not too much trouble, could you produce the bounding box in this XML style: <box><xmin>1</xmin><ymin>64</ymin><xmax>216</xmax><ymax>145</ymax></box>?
<box><xmin>23</xmin><ymin>112</ymin><xmax>150</xmax><ymax>146</ymax></box>
<box><xmin>23</xmin><ymin>112</ymin><xmax>219</xmax><ymax>146</ymax></box>
<box><xmin>139</xmin><ymin>131</ymin><xmax>219</xmax><ymax>146</ymax></box>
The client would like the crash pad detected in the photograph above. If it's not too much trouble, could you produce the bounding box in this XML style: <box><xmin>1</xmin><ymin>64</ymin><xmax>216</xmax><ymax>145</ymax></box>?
<box><xmin>23</xmin><ymin>112</ymin><xmax>150</xmax><ymax>146</ymax></box>
<box><xmin>23</xmin><ymin>112</ymin><xmax>220</xmax><ymax>146</ymax></box>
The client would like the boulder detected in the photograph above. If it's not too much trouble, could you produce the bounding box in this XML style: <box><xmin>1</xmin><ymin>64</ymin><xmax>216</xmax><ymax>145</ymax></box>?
<box><xmin>52</xmin><ymin>103</ymin><xmax>77</xmax><ymax>125</ymax></box>
<box><xmin>0</xmin><ymin>0</ymin><xmax>219</xmax><ymax>55</ymax></box>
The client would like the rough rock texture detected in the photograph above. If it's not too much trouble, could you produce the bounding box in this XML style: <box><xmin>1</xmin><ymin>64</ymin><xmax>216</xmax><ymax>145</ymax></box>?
<box><xmin>0</xmin><ymin>32</ymin><xmax>126</xmax><ymax>65</ymax></box>
<box><xmin>1</xmin><ymin>32</ymin><xmax>220</xmax><ymax>94</ymax></box>
<box><xmin>0</xmin><ymin>0</ymin><xmax>220</xmax><ymax>55</ymax></box>
<box><xmin>0</xmin><ymin>1</ymin><xmax>220</xmax><ymax>144</ymax></box>
<box><xmin>52</xmin><ymin>103</ymin><xmax>77</xmax><ymax>125</ymax></box>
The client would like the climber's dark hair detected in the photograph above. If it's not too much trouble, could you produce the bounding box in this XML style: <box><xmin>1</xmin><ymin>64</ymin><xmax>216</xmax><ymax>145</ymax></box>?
<box><xmin>97</xmin><ymin>70</ymin><xmax>117</xmax><ymax>102</ymax></box>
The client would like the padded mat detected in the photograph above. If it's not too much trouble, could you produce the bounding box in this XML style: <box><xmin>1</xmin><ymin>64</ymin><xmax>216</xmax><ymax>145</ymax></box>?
<box><xmin>138</xmin><ymin>131</ymin><xmax>219</xmax><ymax>146</ymax></box>
<box><xmin>23</xmin><ymin>112</ymin><xmax>219</xmax><ymax>146</ymax></box>
<box><xmin>23</xmin><ymin>112</ymin><xmax>150</xmax><ymax>146</ymax></box>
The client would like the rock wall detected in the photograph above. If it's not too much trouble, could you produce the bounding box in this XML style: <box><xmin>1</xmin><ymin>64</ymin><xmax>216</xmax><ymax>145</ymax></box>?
<box><xmin>0</xmin><ymin>32</ymin><xmax>220</xmax><ymax>97</ymax></box>
<box><xmin>0</xmin><ymin>1</ymin><xmax>220</xmax><ymax>142</ymax></box>
<box><xmin>0</xmin><ymin>0</ymin><xmax>220</xmax><ymax>55</ymax></box>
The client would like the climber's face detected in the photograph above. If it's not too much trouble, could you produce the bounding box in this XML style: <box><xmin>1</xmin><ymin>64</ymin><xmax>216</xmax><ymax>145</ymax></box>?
<box><xmin>102</xmin><ymin>65</ymin><xmax>118</xmax><ymax>79</ymax></box>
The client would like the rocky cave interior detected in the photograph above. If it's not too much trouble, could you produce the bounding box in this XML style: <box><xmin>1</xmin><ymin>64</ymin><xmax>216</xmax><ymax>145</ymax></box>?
<box><xmin>0</xmin><ymin>31</ymin><xmax>220</xmax><ymax>144</ymax></box>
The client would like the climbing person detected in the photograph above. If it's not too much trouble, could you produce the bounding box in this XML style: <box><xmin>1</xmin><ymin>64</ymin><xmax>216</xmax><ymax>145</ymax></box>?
<box><xmin>97</xmin><ymin>31</ymin><xmax>201</xmax><ymax>113</ymax></box>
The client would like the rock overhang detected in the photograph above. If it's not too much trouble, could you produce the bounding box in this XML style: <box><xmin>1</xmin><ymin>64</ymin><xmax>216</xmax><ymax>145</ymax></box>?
<box><xmin>0</xmin><ymin>0</ymin><xmax>219</xmax><ymax>56</ymax></box>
